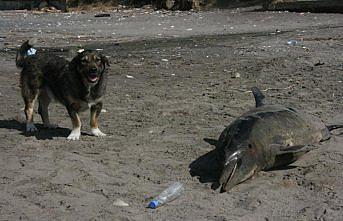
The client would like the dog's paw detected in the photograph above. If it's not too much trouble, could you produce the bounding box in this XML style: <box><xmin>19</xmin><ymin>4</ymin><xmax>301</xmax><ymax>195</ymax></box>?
<box><xmin>67</xmin><ymin>129</ymin><xmax>81</xmax><ymax>140</ymax></box>
<box><xmin>26</xmin><ymin>123</ymin><xmax>38</xmax><ymax>132</ymax></box>
<box><xmin>91</xmin><ymin>128</ymin><xmax>106</xmax><ymax>137</ymax></box>
<box><xmin>44</xmin><ymin>123</ymin><xmax>59</xmax><ymax>129</ymax></box>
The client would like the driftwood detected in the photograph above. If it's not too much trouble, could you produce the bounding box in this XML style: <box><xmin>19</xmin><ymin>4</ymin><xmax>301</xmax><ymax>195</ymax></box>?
<box><xmin>264</xmin><ymin>0</ymin><xmax>343</xmax><ymax>13</ymax></box>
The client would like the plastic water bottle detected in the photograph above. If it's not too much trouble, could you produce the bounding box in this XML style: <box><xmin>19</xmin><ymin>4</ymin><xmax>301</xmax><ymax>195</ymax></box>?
<box><xmin>148</xmin><ymin>182</ymin><xmax>184</xmax><ymax>209</ymax></box>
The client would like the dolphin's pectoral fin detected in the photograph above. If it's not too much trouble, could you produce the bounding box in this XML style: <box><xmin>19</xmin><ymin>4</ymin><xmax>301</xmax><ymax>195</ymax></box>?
<box><xmin>203</xmin><ymin>138</ymin><xmax>218</xmax><ymax>147</ymax></box>
<box><xmin>272</xmin><ymin>144</ymin><xmax>314</xmax><ymax>168</ymax></box>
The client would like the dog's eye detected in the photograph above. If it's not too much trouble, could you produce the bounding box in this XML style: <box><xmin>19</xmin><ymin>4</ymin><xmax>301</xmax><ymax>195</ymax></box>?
<box><xmin>81</xmin><ymin>57</ymin><xmax>89</xmax><ymax>63</ymax></box>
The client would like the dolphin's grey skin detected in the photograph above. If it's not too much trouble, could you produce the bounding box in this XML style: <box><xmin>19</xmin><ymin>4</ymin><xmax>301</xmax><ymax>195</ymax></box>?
<box><xmin>215</xmin><ymin>87</ymin><xmax>341</xmax><ymax>192</ymax></box>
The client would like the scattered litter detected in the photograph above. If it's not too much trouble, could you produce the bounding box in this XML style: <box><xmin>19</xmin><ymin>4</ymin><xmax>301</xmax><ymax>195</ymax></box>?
<box><xmin>113</xmin><ymin>199</ymin><xmax>129</xmax><ymax>207</ymax></box>
<box><xmin>27</xmin><ymin>48</ymin><xmax>37</xmax><ymax>56</ymax></box>
<box><xmin>171</xmin><ymin>74</ymin><xmax>175</xmax><ymax>76</ymax></box>
<box><xmin>95</xmin><ymin>13</ymin><xmax>111</xmax><ymax>18</ymax></box>
<box><xmin>126</xmin><ymin>75</ymin><xmax>134</xmax><ymax>79</ymax></box>
<box><xmin>161</xmin><ymin>59</ymin><xmax>168</xmax><ymax>62</ymax></box>
<box><xmin>148</xmin><ymin>182</ymin><xmax>184</xmax><ymax>209</ymax></box>
<box><xmin>96</xmin><ymin>48</ymin><xmax>103</xmax><ymax>51</ymax></box>
<box><xmin>287</xmin><ymin>40</ymin><xmax>298</xmax><ymax>46</ymax></box>
<box><xmin>77</xmin><ymin>49</ymin><xmax>85</xmax><ymax>53</ymax></box>
<box><xmin>235</xmin><ymin>73</ymin><xmax>241</xmax><ymax>78</ymax></box>
<box><xmin>101</xmin><ymin>109</ymin><xmax>107</xmax><ymax>113</ymax></box>
<box><xmin>186</xmin><ymin>28</ymin><xmax>193</xmax><ymax>31</ymax></box>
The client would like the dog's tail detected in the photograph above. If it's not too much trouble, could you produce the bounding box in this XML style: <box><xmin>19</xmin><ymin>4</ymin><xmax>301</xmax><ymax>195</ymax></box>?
<box><xmin>16</xmin><ymin>38</ymin><xmax>37</xmax><ymax>68</ymax></box>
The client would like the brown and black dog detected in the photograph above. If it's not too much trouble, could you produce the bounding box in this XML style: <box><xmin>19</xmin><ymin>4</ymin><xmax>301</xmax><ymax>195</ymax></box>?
<box><xmin>16</xmin><ymin>39</ymin><xmax>110</xmax><ymax>140</ymax></box>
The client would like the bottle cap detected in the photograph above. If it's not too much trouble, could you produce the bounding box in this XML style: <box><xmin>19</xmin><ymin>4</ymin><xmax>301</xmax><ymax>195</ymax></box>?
<box><xmin>148</xmin><ymin>200</ymin><xmax>159</xmax><ymax>209</ymax></box>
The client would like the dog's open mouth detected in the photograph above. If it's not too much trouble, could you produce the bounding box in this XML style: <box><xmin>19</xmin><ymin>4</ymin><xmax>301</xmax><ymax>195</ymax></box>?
<box><xmin>88</xmin><ymin>73</ymin><xmax>98</xmax><ymax>83</ymax></box>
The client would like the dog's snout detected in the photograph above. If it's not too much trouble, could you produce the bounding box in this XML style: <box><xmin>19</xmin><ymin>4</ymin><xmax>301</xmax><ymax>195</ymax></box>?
<box><xmin>90</xmin><ymin>67</ymin><xmax>97</xmax><ymax>73</ymax></box>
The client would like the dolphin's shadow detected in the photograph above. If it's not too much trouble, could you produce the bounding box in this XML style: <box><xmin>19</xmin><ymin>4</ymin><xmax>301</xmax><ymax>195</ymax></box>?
<box><xmin>0</xmin><ymin>119</ymin><xmax>89</xmax><ymax>140</ymax></box>
<box><xmin>265</xmin><ymin>165</ymin><xmax>298</xmax><ymax>171</ymax></box>
<box><xmin>189</xmin><ymin>139</ymin><xmax>222</xmax><ymax>190</ymax></box>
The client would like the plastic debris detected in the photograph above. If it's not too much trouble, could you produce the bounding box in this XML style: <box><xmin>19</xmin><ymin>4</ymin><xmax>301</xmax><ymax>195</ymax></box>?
<box><xmin>27</xmin><ymin>48</ymin><xmax>37</xmax><ymax>56</ymax></box>
<box><xmin>126</xmin><ymin>75</ymin><xmax>134</xmax><ymax>79</ymax></box>
<box><xmin>287</xmin><ymin>40</ymin><xmax>298</xmax><ymax>46</ymax></box>
<box><xmin>148</xmin><ymin>182</ymin><xmax>184</xmax><ymax>209</ymax></box>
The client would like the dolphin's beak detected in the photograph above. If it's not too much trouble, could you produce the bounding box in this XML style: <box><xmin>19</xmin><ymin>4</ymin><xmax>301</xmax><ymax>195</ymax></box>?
<box><xmin>219</xmin><ymin>157</ymin><xmax>238</xmax><ymax>192</ymax></box>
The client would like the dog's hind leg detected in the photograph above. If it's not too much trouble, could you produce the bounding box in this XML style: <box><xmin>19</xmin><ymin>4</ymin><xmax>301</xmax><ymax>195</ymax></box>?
<box><xmin>22</xmin><ymin>83</ymin><xmax>39</xmax><ymax>132</ymax></box>
<box><xmin>90</xmin><ymin>102</ymin><xmax>106</xmax><ymax>137</ymax></box>
<box><xmin>38</xmin><ymin>89</ymin><xmax>58</xmax><ymax>129</ymax></box>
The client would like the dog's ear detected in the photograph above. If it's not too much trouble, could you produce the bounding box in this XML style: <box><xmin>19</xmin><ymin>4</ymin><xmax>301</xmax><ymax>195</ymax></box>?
<box><xmin>69</xmin><ymin>52</ymin><xmax>82</xmax><ymax>70</ymax></box>
<box><xmin>101</xmin><ymin>55</ymin><xmax>110</xmax><ymax>67</ymax></box>
<box><xmin>69</xmin><ymin>54</ymin><xmax>80</xmax><ymax>71</ymax></box>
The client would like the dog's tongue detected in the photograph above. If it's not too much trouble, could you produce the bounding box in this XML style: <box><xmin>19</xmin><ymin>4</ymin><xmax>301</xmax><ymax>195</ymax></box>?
<box><xmin>89</xmin><ymin>74</ymin><xmax>98</xmax><ymax>82</ymax></box>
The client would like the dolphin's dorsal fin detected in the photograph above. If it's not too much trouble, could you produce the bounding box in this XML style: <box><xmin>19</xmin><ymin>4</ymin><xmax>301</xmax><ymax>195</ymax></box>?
<box><xmin>251</xmin><ymin>87</ymin><xmax>266</xmax><ymax>107</ymax></box>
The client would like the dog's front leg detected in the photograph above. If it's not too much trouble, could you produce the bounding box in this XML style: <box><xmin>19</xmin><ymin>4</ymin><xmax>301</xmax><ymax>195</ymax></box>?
<box><xmin>67</xmin><ymin>107</ymin><xmax>81</xmax><ymax>140</ymax></box>
<box><xmin>90</xmin><ymin>102</ymin><xmax>106</xmax><ymax>137</ymax></box>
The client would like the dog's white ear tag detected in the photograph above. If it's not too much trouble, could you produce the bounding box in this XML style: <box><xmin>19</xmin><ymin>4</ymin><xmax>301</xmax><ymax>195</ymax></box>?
<box><xmin>27</xmin><ymin>48</ymin><xmax>37</xmax><ymax>56</ymax></box>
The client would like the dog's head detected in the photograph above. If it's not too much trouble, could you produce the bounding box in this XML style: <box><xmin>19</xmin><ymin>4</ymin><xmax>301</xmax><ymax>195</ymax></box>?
<box><xmin>70</xmin><ymin>50</ymin><xmax>110</xmax><ymax>85</ymax></box>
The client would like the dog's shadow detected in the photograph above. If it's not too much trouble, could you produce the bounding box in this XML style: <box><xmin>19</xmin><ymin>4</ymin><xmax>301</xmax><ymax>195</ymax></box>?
<box><xmin>189</xmin><ymin>138</ymin><xmax>222</xmax><ymax>190</ymax></box>
<box><xmin>0</xmin><ymin>119</ymin><xmax>75</xmax><ymax>140</ymax></box>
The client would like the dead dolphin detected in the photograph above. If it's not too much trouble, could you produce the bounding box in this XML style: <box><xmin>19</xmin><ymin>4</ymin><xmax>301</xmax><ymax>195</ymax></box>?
<box><xmin>210</xmin><ymin>87</ymin><xmax>342</xmax><ymax>192</ymax></box>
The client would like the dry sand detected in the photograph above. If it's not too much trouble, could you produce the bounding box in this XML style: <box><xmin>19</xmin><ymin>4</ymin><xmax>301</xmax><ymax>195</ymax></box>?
<box><xmin>0</xmin><ymin>8</ymin><xmax>343</xmax><ymax>221</ymax></box>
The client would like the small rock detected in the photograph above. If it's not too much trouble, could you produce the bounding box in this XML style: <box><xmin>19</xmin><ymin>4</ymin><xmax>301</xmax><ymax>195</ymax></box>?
<box><xmin>113</xmin><ymin>199</ymin><xmax>129</xmax><ymax>207</ymax></box>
